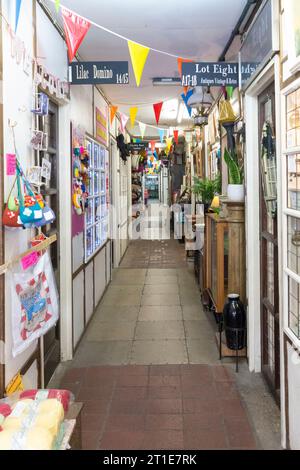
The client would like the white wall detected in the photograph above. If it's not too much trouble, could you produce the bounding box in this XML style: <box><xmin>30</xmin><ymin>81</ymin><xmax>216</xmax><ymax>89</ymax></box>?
<box><xmin>2</xmin><ymin>0</ymin><xmax>38</xmax><ymax>386</ymax></box>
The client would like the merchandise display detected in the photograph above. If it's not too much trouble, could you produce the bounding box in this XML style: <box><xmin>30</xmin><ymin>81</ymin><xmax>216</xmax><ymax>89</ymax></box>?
<box><xmin>85</xmin><ymin>137</ymin><xmax>109</xmax><ymax>261</ymax></box>
<box><xmin>0</xmin><ymin>389</ymin><xmax>74</xmax><ymax>450</ymax></box>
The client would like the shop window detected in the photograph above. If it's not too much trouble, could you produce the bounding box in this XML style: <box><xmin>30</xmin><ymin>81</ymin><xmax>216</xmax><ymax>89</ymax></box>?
<box><xmin>84</xmin><ymin>138</ymin><xmax>109</xmax><ymax>262</ymax></box>
<box><xmin>288</xmin><ymin>276</ymin><xmax>300</xmax><ymax>338</ymax></box>
<box><xmin>286</xmin><ymin>88</ymin><xmax>300</xmax><ymax>148</ymax></box>
<box><xmin>288</xmin><ymin>216</ymin><xmax>300</xmax><ymax>275</ymax></box>
<box><xmin>287</xmin><ymin>154</ymin><xmax>300</xmax><ymax>210</ymax></box>
<box><xmin>36</xmin><ymin>101</ymin><xmax>59</xmax><ymax>276</ymax></box>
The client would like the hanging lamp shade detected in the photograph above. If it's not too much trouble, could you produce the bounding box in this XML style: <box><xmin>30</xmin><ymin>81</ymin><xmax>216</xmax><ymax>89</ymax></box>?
<box><xmin>187</xmin><ymin>87</ymin><xmax>213</xmax><ymax>109</ymax></box>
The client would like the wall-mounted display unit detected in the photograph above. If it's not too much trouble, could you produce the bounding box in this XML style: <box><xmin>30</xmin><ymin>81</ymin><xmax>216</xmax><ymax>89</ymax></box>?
<box><xmin>85</xmin><ymin>137</ymin><xmax>109</xmax><ymax>262</ymax></box>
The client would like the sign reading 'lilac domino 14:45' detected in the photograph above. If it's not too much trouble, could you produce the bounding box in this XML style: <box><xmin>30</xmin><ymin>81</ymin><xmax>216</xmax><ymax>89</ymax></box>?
<box><xmin>69</xmin><ymin>61</ymin><xmax>129</xmax><ymax>85</ymax></box>
<box><xmin>181</xmin><ymin>62</ymin><xmax>239</xmax><ymax>88</ymax></box>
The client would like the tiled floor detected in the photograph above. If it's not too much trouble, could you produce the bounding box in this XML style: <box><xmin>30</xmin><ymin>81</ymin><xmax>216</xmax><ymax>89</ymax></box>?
<box><xmin>52</xmin><ymin>236</ymin><xmax>280</xmax><ymax>450</ymax></box>
<box><xmin>60</xmin><ymin>364</ymin><xmax>258</xmax><ymax>450</ymax></box>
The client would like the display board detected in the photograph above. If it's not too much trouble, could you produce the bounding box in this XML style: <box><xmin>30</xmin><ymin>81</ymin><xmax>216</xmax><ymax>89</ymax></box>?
<box><xmin>85</xmin><ymin>137</ymin><xmax>109</xmax><ymax>262</ymax></box>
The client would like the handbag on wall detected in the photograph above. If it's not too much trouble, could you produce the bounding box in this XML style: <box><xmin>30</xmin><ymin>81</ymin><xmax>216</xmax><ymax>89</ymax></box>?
<box><xmin>17</xmin><ymin>167</ymin><xmax>43</xmax><ymax>225</ymax></box>
<box><xmin>2</xmin><ymin>177</ymin><xmax>23</xmax><ymax>228</ymax></box>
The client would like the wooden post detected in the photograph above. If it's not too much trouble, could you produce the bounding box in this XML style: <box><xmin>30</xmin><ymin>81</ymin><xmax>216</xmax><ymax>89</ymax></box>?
<box><xmin>227</xmin><ymin>202</ymin><xmax>246</xmax><ymax>303</ymax></box>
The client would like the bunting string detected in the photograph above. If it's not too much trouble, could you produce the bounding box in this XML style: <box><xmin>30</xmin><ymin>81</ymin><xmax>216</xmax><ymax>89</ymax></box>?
<box><xmin>47</xmin><ymin>0</ymin><xmax>199</xmax><ymax>60</ymax></box>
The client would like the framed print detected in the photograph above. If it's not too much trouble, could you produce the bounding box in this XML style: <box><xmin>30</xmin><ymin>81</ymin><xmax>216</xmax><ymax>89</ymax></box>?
<box><xmin>286</xmin><ymin>0</ymin><xmax>300</xmax><ymax>74</ymax></box>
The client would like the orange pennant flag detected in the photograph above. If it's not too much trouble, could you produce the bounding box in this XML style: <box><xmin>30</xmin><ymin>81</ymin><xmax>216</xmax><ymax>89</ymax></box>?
<box><xmin>110</xmin><ymin>105</ymin><xmax>118</xmax><ymax>125</ymax></box>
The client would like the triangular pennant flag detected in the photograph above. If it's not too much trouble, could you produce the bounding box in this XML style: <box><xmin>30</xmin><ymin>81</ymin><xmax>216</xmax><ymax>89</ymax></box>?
<box><xmin>15</xmin><ymin>0</ymin><xmax>22</xmax><ymax>33</ymax></box>
<box><xmin>153</xmin><ymin>102</ymin><xmax>163</xmax><ymax>125</ymax></box>
<box><xmin>181</xmin><ymin>90</ymin><xmax>194</xmax><ymax>117</ymax></box>
<box><xmin>150</xmin><ymin>141</ymin><xmax>156</xmax><ymax>153</ymax></box>
<box><xmin>226</xmin><ymin>86</ymin><xmax>234</xmax><ymax>99</ymax></box>
<box><xmin>183</xmin><ymin>86</ymin><xmax>189</xmax><ymax>96</ymax></box>
<box><xmin>173</xmin><ymin>130</ymin><xmax>179</xmax><ymax>145</ymax></box>
<box><xmin>110</xmin><ymin>105</ymin><xmax>118</xmax><ymax>125</ymax></box>
<box><xmin>128</xmin><ymin>41</ymin><xmax>150</xmax><ymax>87</ymax></box>
<box><xmin>158</xmin><ymin>129</ymin><xmax>165</xmax><ymax>143</ymax></box>
<box><xmin>120</xmin><ymin>113</ymin><xmax>129</xmax><ymax>133</ymax></box>
<box><xmin>61</xmin><ymin>8</ymin><xmax>91</xmax><ymax>62</ymax></box>
<box><xmin>139</xmin><ymin>122</ymin><xmax>146</xmax><ymax>139</ymax></box>
<box><xmin>130</xmin><ymin>107</ymin><xmax>138</xmax><ymax>128</ymax></box>
<box><xmin>55</xmin><ymin>0</ymin><xmax>61</xmax><ymax>13</ymax></box>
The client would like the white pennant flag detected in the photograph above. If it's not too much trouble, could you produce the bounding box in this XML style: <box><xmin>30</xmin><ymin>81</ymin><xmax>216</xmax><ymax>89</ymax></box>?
<box><xmin>139</xmin><ymin>122</ymin><xmax>146</xmax><ymax>139</ymax></box>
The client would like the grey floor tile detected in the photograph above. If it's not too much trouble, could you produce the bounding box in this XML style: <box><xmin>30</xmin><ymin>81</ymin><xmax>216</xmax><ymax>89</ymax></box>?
<box><xmin>114</xmin><ymin>268</ymin><xmax>147</xmax><ymax>277</ymax></box>
<box><xmin>139</xmin><ymin>306</ymin><xmax>182</xmax><ymax>322</ymax></box>
<box><xmin>143</xmin><ymin>284</ymin><xmax>179</xmax><ymax>295</ymax></box>
<box><xmin>86</xmin><ymin>322</ymin><xmax>136</xmax><ymax>341</ymax></box>
<box><xmin>141</xmin><ymin>293</ymin><xmax>180</xmax><ymax>306</ymax></box>
<box><xmin>180</xmin><ymin>295</ymin><xmax>202</xmax><ymax>306</ymax></box>
<box><xmin>108</xmin><ymin>285</ymin><xmax>144</xmax><ymax>294</ymax></box>
<box><xmin>135</xmin><ymin>321</ymin><xmax>185</xmax><ymax>340</ymax></box>
<box><xmin>131</xmin><ymin>340</ymin><xmax>188</xmax><ymax>364</ymax></box>
<box><xmin>102</xmin><ymin>292</ymin><xmax>142</xmax><ymax>306</ymax></box>
<box><xmin>147</xmin><ymin>269</ymin><xmax>178</xmax><ymax>276</ymax></box>
<box><xmin>186</xmin><ymin>339</ymin><xmax>219</xmax><ymax>364</ymax></box>
<box><xmin>92</xmin><ymin>306</ymin><xmax>139</xmax><ymax>323</ymax></box>
<box><xmin>111</xmin><ymin>278</ymin><xmax>145</xmax><ymax>286</ymax></box>
<box><xmin>184</xmin><ymin>320</ymin><xmax>215</xmax><ymax>339</ymax></box>
<box><xmin>182</xmin><ymin>305</ymin><xmax>206</xmax><ymax>321</ymax></box>
<box><xmin>145</xmin><ymin>277</ymin><xmax>180</xmax><ymax>285</ymax></box>
<box><xmin>73</xmin><ymin>341</ymin><xmax>132</xmax><ymax>366</ymax></box>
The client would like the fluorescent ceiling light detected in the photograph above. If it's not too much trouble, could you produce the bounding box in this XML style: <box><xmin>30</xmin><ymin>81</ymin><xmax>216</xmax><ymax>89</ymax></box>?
<box><xmin>152</xmin><ymin>77</ymin><xmax>181</xmax><ymax>86</ymax></box>
<box><xmin>162</xmin><ymin>99</ymin><xmax>179</xmax><ymax>121</ymax></box>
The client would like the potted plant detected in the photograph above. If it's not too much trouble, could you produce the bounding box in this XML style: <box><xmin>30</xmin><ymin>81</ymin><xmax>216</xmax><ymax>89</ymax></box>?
<box><xmin>224</xmin><ymin>148</ymin><xmax>244</xmax><ymax>202</ymax></box>
<box><xmin>191</xmin><ymin>175</ymin><xmax>221</xmax><ymax>212</ymax></box>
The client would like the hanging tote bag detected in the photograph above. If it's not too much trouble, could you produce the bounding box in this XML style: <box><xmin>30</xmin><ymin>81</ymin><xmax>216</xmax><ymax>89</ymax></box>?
<box><xmin>17</xmin><ymin>167</ymin><xmax>43</xmax><ymax>226</ymax></box>
<box><xmin>33</xmin><ymin>204</ymin><xmax>56</xmax><ymax>228</ymax></box>
<box><xmin>219</xmin><ymin>99</ymin><xmax>237</xmax><ymax>124</ymax></box>
<box><xmin>2</xmin><ymin>177</ymin><xmax>23</xmax><ymax>228</ymax></box>
<box><xmin>9</xmin><ymin>251</ymin><xmax>59</xmax><ymax>357</ymax></box>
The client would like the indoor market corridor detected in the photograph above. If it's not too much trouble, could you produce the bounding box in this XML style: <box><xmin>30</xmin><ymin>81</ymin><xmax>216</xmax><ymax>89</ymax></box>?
<box><xmin>52</xmin><ymin>239</ymin><xmax>281</xmax><ymax>451</ymax></box>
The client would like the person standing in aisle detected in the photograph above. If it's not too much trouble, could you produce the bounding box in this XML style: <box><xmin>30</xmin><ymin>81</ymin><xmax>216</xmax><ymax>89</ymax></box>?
<box><xmin>144</xmin><ymin>187</ymin><xmax>149</xmax><ymax>207</ymax></box>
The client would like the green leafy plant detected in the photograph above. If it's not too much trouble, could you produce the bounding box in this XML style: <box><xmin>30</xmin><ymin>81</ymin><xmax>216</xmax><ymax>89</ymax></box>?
<box><xmin>191</xmin><ymin>175</ymin><xmax>220</xmax><ymax>206</ymax></box>
<box><xmin>224</xmin><ymin>148</ymin><xmax>243</xmax><ymax>184</ymax></box>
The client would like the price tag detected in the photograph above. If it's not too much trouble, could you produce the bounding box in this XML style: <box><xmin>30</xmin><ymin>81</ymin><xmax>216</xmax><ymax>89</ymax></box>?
<box><xmin>6</xmin><ymin>154</ymin><xmax>16</xmax><ymax>176</ymax></box>
<box><xmin>21</xmin><ymin>251</ymin><xmax>39</xmax><ymax>271</ymax></box>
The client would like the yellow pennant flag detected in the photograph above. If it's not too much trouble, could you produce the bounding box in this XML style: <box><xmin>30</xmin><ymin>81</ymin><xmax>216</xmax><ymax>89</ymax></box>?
<box><xmin>128</xmin><ymin>40</ymin><xmax>150</xmax><ymax>87</ymax></box>
<box><xmin>166</xmin><ymin>137</ymin><xmax>172</xmax><ymax>154</ymax></box>
<box><xmin>130</xmin><ymin>107</ymin><xmax>138</xmax><ymax>128</ymax></box>
<box><xmin>110</xmin><ymin>105</ymin><xmax>118</xmax><ymax>125</ymax></box>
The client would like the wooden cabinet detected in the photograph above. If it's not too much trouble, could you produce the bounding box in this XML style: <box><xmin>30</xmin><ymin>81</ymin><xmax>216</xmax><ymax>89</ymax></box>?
<box><xmin>205</xmin><ymin>203</ymin><xmax>246</xmax><ymax>314</ymax></box>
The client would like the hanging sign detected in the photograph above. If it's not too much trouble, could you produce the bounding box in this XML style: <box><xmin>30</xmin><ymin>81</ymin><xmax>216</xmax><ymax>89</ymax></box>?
<box><xmin>69</xmin><ymin>61</ymin><xmax>129</xmax><ymax>85</ymax></box>
<box><xmin>129</xmin><ymin>142</ymin><xmax>148</xmax><ymax>152</ymax></box>
<box><xmin>240</xmin><ymin>0</ymin><xmax>273</xmax><ymax>88</ymax></box>
<box><xmin>181</xmin><ymin>62</ymin><xmax>239</xmax><ymax>88</ymax></box>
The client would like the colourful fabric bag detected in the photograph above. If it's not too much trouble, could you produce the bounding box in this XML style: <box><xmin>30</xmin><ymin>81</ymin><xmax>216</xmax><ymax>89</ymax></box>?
<box><xmin>17</xmin><ymin>167</ymin><xmax>43</xmax><ymax>225</ymax></box>
<box><xmin>2</xmin><ymin>177</ymin><xmax>22</xmax><ymax>228</ymax></box>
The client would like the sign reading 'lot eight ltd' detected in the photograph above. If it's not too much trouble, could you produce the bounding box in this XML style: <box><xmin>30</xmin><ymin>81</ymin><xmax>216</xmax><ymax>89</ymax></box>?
<box><xmin>69</xmin><ymin>62</ymin><xmax>129</xmax><ymax>85</ymax></box>
<box><xmin>181</xmin><ymin>62</ymin><xmax>239</xmax><ymax>88</ymax></box>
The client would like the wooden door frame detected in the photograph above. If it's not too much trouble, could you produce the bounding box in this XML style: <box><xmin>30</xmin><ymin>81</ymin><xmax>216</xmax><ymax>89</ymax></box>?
<box><xmin>258</xmin><ymin>82</ymin><xmax>281</xmax><ymax>402</ymax></box>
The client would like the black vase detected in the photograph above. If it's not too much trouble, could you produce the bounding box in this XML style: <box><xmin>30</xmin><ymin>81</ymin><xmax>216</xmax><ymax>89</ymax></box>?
<box><xmin>223</xmin><ymin>294</ymin><xmax>246</xmax><ymax>350</ymax></box>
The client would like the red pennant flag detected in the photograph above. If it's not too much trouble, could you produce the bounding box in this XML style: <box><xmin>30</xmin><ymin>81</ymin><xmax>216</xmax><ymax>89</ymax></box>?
<box><xmin>183</xmin><ymin>86</ymin><xmax>189</xmax><ymax>96</ymax></box>
<box><xmin>62</xmin><ymin>8</ymin><xmax>91</xmax><ymax>62</ymax></box>
<box><xmin>150</xmin><ymin>141</ymin><xmax>156</xmax><ymax>152</ymax></box>
<box><xmin>153</xmin><ymin>102</ymin><xmax>163</xmax><ymax>125</ymax></box>
<box><xmin>173</xmin><ymin>130</ymin><xmax>179</xmax><ymax>145</ymax></box>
